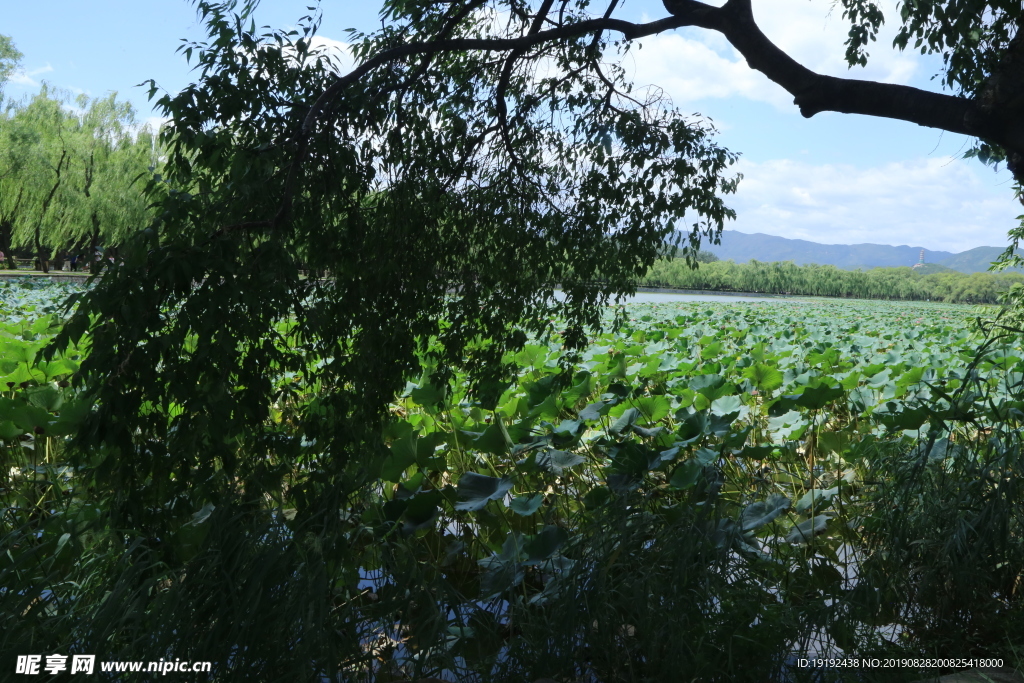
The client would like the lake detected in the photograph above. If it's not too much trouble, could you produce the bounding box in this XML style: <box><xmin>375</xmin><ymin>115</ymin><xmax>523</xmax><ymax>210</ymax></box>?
<box><xmin>554</xmin><ymin>288</ymin><xmax>807</xmax><ymax>305</ymax></box>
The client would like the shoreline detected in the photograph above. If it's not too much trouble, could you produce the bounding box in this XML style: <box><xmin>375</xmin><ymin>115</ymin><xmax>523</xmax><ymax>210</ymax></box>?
<box><xmin>0</xmin><ymin>270</ymin><xmax>91</xmax><ymax>281</ymax></box>
<box><xmin>630</xmin><ymin>286</ymin><xmax>799</xmax><ymax>299</ymax></box>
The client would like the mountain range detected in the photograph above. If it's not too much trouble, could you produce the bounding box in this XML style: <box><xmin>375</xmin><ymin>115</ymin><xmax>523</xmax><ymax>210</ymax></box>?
<box><xmin>700</xmin><ymin>230</ymin><xmax>1014</xmax><ymax>274</ymax></box>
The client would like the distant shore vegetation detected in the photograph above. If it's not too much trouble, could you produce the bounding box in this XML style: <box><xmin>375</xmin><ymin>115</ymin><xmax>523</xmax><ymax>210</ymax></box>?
<box><xmin>644</xmin><ymin>255</ymin><xmax>1024</xmax><ymax>304</ymax></box>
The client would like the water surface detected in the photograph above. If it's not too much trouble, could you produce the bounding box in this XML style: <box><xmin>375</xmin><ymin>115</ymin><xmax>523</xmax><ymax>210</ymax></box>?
<box><xmin>555</xmin><ymin>289</ymin><xmax>807</xmax><ymax>305</ymax></box>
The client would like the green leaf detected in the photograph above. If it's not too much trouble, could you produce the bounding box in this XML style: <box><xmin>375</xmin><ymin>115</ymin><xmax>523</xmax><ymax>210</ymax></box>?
<box><xmin>579</xmin><ymin>400</ymin><xmax>610</xmax><ymax>422</ymax></box>
<box><xmin>51</xmin><ymin>398</ymin><xmax>93</xmax><ymax>427</ymax></box>
<box><xmin>515</xmin><ymin>344</ymin><xmax>550</xmax><ymax>368</ymax></box>
<box><xmin>710</xmin><ymin>394</ymin><xmax>744</xmax><ymax>417</ymax></box>
<box><xmin>609</xmin><ymin>407</ymin><xmax>640</xmax><ymax>435</ymax></box>
<box><xmin>191</xmin><ymin>502</ymin><xmax>216</xmax><ymax>525</ymax></box>
<box><xmin>689</xmin><ymin>374</ymin><xmax>731</xmax><ymax>400</ymax></box>
<box><xmin>382</xmin><ymin>431</ymin><xmax>418</xmax><ymax>482</ymax></box>
<box><xmin>535</xmin><ymin>449</ymin><xmax>585</xmax><ymax>475</ymax></box>
<box><xmin>707</xmin><ymin>410</ymin><xmax>740</xmax><ymax>436</ymax></box>
<box><xmin>528</xmin><ymin>392</ymin><xmax>559</xmax><ymax>420</ymax></box>
<box><xmin>743</xmin><ymin>363</ymin><xmax>783</xmax><ymax>392</ymax></box>
<box><xmin>737</xmin><ymin>444</ymin><xmax>775</xmax><ymax>459</ymax></box>
<box><xmin>694</xmin><ymin>447</ymin><xmax>718</xmax><ymax>465</ymax></box>
<box><xmin>0</xmin><ymin>420</ymin><xmax>25</xmax><ymax>441</ymax></box>
<box><xmin>476</xmin><ymin>378</ymin><xmax>511</xmax><ymax>411</ymax></box>
<box><xmin>464</xmin><ymin>423</ymin><xmax>511</xmax><ymax>455</ymax></box>
<box><xmin>700</xmin><ymin>341</ymin><xmax>723</xmax><ymax>360</ymax></box>
<box><xmin>817</xmin><ymin>431</ymin><xmax>851</xmax><ymax>456</ymax></box>
<box><xmin>795</xmin><ymin>487</ymin><xmax>839</xmax><ymax>514</ymax></box>
<box><xmin>523</xmin><ymin>525</ymin><xmax>568</xmax><ymax>563</ymax></box>
<box><xmin>677</xmin><ymin>410</ymin><xmax>709</xmax><ymax>443</ymax></box>
<box><xmin>631</xmin><ymin>424</ymin><xmax>664</xmax><ymax>439</ymax></box>
<box><xmin>510</xmin><ymin>493</ymin><xmax>544</xmax><ymax>516</ymax></box>
<box><xmin>768</xmin><ymin>410</ymin><xmax>809</xmax><ymax>441</ymax></box>
<box><xmin>741</xmin><ymin>494</ymin><xmax>791</xmax><ymax>531</ymax></box>
<box><xmin>410</xmin><ymin>383</ymin><xmax>446</xmax><ymax>407</ymax></box>
<box><xmin>561</xmin><ymin>371</ymin><xmax>592</xmax><ymax>405</ymax></box>
<box><xmin>873</xmin><ymin>401</ymin><xmax>929</xmax><ymax>431</ymax></box>
<box><xmin>792</xmin><ymin>384</ymin><xmax>845</xmax><ymax>410</ymax></box>
<box><xmin>402</xmin><ymin>490</ymin><xmax>442</xmax><ymax>534</ymax></box>
<box><xmin>10</xmin><ymin>403</ymin><xmax>53</xmax><ymax>432</ymax></box>
<box><xmin>26</xmin><ymin>384</ymin><xmax>63</xmax><ymax>412</ymax></box>
<box><xmin>455</xmin><ymin>473</ymin><xmax>513</xmax><ymax>511</ymax></box>
<box><xmin>897</xmin><ymin>366</ymin><xmax>925</xmax><ymax>387</ymax></box>
<box><xmin>668</xmin><ymin>459</ymin><xmax>702</xmax><ymax>489</ymax></box>
<box><xmin>632</xmin><ymin>395</ymin><xmax>671</xmax><ymax>423</ymax></box>
<box><xmin>785</xmin><ymin>515</ymin><xmax>830</xmax><ymax>544</ymax></box>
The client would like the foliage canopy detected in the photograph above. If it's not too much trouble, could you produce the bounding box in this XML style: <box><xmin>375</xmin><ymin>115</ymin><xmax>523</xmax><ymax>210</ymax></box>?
<box><xmin>0</xmin><ymin>34</ymin><xmax>22</xmax><ymax>94</ymax></box>
<box><xmin>0</xmin><ymin>85</ymin><xmax>159</xmax><ymax>267</ymax></box>
<box><xmin>60</xmin><ymin>0</ymin><xmax>740</xmax><ymax>526</ymax></box>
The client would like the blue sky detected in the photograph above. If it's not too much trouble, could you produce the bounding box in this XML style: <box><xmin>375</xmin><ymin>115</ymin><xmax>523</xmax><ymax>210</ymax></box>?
<box><xmin>4</xmin><ymin>0</ymin><xmax>1020</xmax><ymax>253</ymax></box>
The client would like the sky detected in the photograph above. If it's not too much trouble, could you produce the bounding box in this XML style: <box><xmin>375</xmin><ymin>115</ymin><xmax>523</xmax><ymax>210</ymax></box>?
<box><xmin>3</xmin><ymin>0</ymin><xmax>1021</xmax><ymax>254</ymax></box>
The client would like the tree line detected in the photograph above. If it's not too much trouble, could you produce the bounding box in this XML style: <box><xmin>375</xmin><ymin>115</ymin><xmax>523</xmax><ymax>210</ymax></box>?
<box><xmin>642</xmin><ymin>257</ymin><xmax>1024</xmax><ymax>304</ymax></box>
<box><xmin>0</xmin><ymin>82</ymin><xmax>159</xmax><ymax>271</ymax></box>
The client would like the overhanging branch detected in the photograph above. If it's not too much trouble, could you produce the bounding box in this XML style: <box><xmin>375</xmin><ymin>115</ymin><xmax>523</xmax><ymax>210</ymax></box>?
<box><xmin>249</xmin><ymin>0</ymin><xmax>1023</xmax><ymax>239</ymax></box>
<box><xmin>663</xmin><ymin>0</ymin><xmax>1024</xmax><ymax>179</ymax></box>
<box><xmin>301</xmin><ymin>0</ymin><xmax>1023</xmax><ymax>179</ymax></box>
<box><xmin>303</xmin><ymin>14</ymin><xmax>692</xmax><ymax>133</ymax></box>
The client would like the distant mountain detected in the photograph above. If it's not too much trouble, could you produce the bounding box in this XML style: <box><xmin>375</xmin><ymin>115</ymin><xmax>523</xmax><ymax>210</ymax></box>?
<box><xmin>936</xmin><ymin>246</ymin><xmax>1010</xmax><ymax>273</ymax></box>
<box><xmin>699</xmin><ymin>230</ymin><xmax>1013</xmax><ymax>273</ymax></box>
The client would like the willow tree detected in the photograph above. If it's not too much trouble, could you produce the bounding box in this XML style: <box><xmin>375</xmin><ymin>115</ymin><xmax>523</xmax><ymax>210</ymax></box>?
<box><xmin>0</xmin><ymin>34</ymin><xmax>21</xmax><ymax>96</ymax></box>
<box><xmin>61</xmin><ymin>94</ymin><xmax>159</xmax><ymax>255</ymax></box>
<box><xmin>0</xmin><ymin>88</ymin><xmax>157</xmax><ymax>269</ymax></box>
<box><xmin>0</xmin><ymin>88</ymin><xmax>73</xmax><ymax>271</ymax></box>
<box><xmin>39</xmin><ymin>0</ymin><xmax>1023</xmax><ymax>676</ymax></box>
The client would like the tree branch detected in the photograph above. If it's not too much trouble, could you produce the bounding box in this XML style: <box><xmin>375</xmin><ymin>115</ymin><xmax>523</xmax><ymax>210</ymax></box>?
<box><xmin>495</xmin><ymin>0</ymin><xmax>557</xmax><ymax>164</ymax></box>
<box><xmin>662</xmin><ymin>0</ymin><xmax>1024</xmax><ymax>179</ymax></box>
<box><xmin>249</xmin><ymin>0</ymin><xmax>1024</xmax><ymax>241</ymax></box>
<box><xmin>302</xmin><ymin>15</ymin><xmax>691</xmax><ymax>133</ymax></box>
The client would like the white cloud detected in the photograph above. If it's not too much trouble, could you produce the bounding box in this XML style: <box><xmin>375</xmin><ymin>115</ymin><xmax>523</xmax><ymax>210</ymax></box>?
<box><xmin>131</xmin><ymin>115</ymin><xmax>172</xmax><ymax>138</ymax></box>
<box><xmin>9</xmin><ymin>64</ymin><xmax>54</xmax><ymax>87</ymax></box>
<box><xmin>306</xmin><ymin>35</ymin><xmax>353</xmax><ymax>74</ymax></box>
<box><xmin>724</xmin><ymin>157</ymin><xmax>1021</xmax><ymax>252</ymax></box>
<box><xmin>143</xmin><ymin>115</ymin><xmax>171</xmax><ymax>130</ymax></box>
<box><xmin>230</xmin><ymin>34</ymin><xmax>352</xmax><ymax>78</ymax></box>
<box><xmin>626</xmin><ymin>0</ymin><xmax>919</xmax><ymax>109</ymax></box>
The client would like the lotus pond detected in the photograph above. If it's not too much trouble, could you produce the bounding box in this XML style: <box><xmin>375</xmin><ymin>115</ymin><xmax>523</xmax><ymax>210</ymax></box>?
<box><xmin>4</xmin><ymin>278</ymin><xmax>1023</xmax><ymax>682</ymax></box>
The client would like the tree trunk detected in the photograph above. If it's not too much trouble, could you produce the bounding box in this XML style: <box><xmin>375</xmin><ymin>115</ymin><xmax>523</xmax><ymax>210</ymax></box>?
<box><xmin>0</xmin><ymin>220</ymin><xmax>11</xmax><ymax>270</ymax></box>
<box><xmin>35</xmin><ymin>149</ymin><xmax>68</xmax><ymax>275</ymax></box>
<box><xmin>89</xmin><ymin>211</ymin><xmax>101</xmax><ymax>252</ymax></box>
<box><xmin>35</xmin><ymin>225</ymin><xmax>49</xmax><ymax>274</ymax></box>
<box><xmin>661</xmin><ymin>0</ymin><xmax>1024</xmax><ymax>181</ymax></box>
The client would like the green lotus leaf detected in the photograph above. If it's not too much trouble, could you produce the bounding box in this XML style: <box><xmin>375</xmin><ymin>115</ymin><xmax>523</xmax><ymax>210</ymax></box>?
<box><xmin>743</xmin><ymin>363</ymin><xmax>783</xmax><ymax>392</ymax></box>
<box><xmin>795</xmin><ymin>487</ymin><xmax>839</xmax><ymax>514</ymax></box>
<box><xmin>785</xmin><ymin>515</ymin><xmax>830</xmax><ymax>544</ymax></box>
<box><xmin>455</xmin><ymin>473</ymin><xmax>513</xmax><ymax>511</ymax></box>
<box><xmin>609</xmin><ymin>407</ymin><xmax>640</xmax><ymax>435</ymax></box>
<box><xmin>578</xmin><ymin>400</ymin><xmax>610</xmax><ymax>422</ymax></box>
<box><xmin>523</xmin><ymin>525</ymin><xmax>568</xmax><ymax>564</ymax></box>
<box><xmin>535</xmin><ymin>449</ymin><xmax>586</xmax><ymax>475</ymax></box>
<box><xmin>402</xmin><ymin>489</ymin><xmax>443</xmax><ymax>535</ymax></box>
<box><xmin>741</xmin><ymin>494</ymin><xmax>791</xmax><ymax>532</ymax></box>
<box><xmin>510</xmin><ymin>493</ymin><xmax>545</xmax><ymax>516</ymax></box>
<box><xmin>632</xmin><ymin>395</ymin><xmax>671</xmax><ymax>423</ymax></box>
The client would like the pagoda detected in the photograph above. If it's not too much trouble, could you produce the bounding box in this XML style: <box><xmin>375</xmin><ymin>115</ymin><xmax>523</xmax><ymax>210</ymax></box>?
<box><xmin>911</xmin><ymin>249</ymin><xmax>925</xmax><ymax>269</ymax></box>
